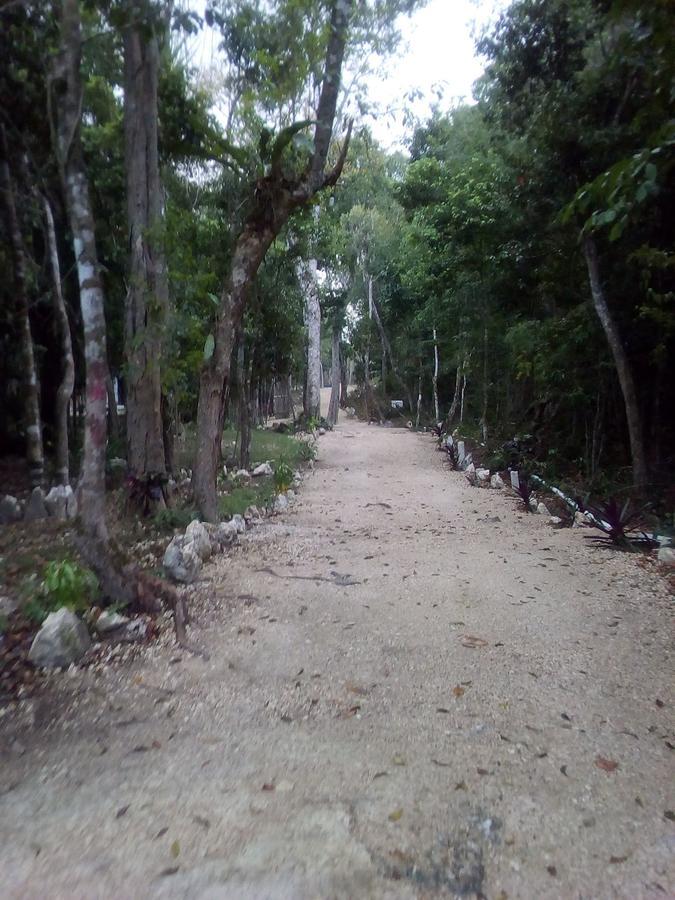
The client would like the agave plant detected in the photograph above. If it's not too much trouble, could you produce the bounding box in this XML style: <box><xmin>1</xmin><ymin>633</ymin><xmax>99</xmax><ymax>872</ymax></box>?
<box><xmin>445</xmin><ymin>441</ymin><xmax>460</xmax><ymax>470</ymax></box>
<box><xmin>583</xmin><ymin>497</ymin><xmax>651</xmax><ymax>548</ymax></box>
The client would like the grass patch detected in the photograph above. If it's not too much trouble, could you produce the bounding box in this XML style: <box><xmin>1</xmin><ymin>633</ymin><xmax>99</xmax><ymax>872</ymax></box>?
<box><xmin>218</xmin><ymin>483</ymin><xmax>276</xmax><ymax>517</ymax></box>
<box><xmin>221</xmin><ymin>427</ymin><xmax>308</xmax><ymax>468</ymax></box>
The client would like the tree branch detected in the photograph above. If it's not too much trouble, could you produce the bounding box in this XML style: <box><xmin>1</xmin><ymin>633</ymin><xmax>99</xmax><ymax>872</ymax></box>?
<box><xmin>323</xmin><ymin>118</ymin><xmax>353</xmax><ymax>188</ymax></box>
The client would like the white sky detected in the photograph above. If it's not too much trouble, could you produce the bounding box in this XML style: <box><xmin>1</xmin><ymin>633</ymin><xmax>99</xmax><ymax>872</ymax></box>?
<box><xmin>361</xmin><ymin>0</ymin><xmax>507</xmax><ymax>148</ymax></box>
<box><xmin>187</xmin><ymin>0</ymin><xmax>507</xmax><ymax>150</ymax></box>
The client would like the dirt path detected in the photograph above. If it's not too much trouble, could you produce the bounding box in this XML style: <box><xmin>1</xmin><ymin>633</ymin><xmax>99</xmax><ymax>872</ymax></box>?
<box><xmin>1</xmin><ymin>417</ymin><xmax>673</xmax><ymax>899</ymax></box>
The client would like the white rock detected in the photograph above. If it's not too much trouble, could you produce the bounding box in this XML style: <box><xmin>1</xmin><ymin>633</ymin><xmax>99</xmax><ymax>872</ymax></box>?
<box><xmin>657</xmin><ymin>547</ymin><xmax>675</xmax><ymax>568</ymax></box>
<box><xmin>215</xmin><ymin>521</ymin><xmax>238</xmax><ymax>547</ymax></box>
<box><xmin>231</xmin><ymin>514</ymin><xmax>246</xmax><ymax>534</ymax></box>
<box><xmin>0</xmin><ymin>495</ymin><xmax>22</xmax><ymax>524</ymax></box>
<box><xmin>573</xmin><ymin>510</ymin><xmax>589</xmax><ymax>527</ymax></box>
<box><xmin>24</xmin><ymin>487</ymin><xmax>48</xmax><ymax>522</ymax></box>
<box><xmin>548</xmin><ymin>516</ymin><xmax>563</xmax><ymax>526</ymax></box>
<box><xmin>234</xmin><ymin>469</ymin><xmax>251</xmax><ymax>480</ymax></box>
<box><xmin>464</xmin><ymin>463</ymin><xmax>477</xmax><ymax>486</ymax></box>
<box><xmin>95</xmin><ymin>610</ymin><xmax>129</xmax><ymax>635</ymax></box>
<box><xmin>286</xmin><ymin>489</ymin><xmax>295</xmax><ymax>502</ymax></box>
<box><xmin>490</xmin><ymin>473</ymin><xmax>505</xmax><ymax>490</ymax></box>
<box><xmin>185</xmin><ymin>520</ymin><xmax>212</xmax><ymax>561</ymax></box>
<box><xmin>28</xmin><ymin>608</ymin><xmax>91</xmax><ymax>669</ymax></box>
<box><xmin>536</xmin><ymin>502</ymin><xmax>551</xmax><ymax>516</ymax></box>
<box><xmin>273</xmin><ymin>493</ymin><xmax>289</xmax><ymax>513</ymax></box>
<box><xmin>476</xmin><ymin>468</ymin><xmax>491</xmax><ymax>486</ymax></box>
<box><xmin>163</xmin><ymin>536</ymin><xmax>202</xmax><ymax>584</ymax></box>
<box><xmin>44</xmin><ymin>484</ymin><xmax>78</xmax><ymax>520</ymax></box>
<box><xmin>318</xmin><ymin>427</ymin><xmax>326</xmax><ymax>436</ymax></box>
<box><xmin>252</xmin><ymin>462</ymin><xmax>273</xmax><ymax>477</ymax></box>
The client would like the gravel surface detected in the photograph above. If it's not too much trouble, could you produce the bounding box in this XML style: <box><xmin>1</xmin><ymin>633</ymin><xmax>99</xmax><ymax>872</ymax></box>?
<box><xmin>1</xmin><ymin>413</ymin><xmax>673</xmax><ymax>899</ymax></box>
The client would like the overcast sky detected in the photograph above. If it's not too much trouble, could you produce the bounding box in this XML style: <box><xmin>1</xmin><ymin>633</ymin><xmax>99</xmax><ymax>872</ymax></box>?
<box><xmin>188</xmin><ymin>0</ymin><xmax>507</xmax><ymax>150</ymax></box>
<box><xmin>361</xmin><ymin>0</ymin><xmax>507</xmax><ymax>148</ymax></box>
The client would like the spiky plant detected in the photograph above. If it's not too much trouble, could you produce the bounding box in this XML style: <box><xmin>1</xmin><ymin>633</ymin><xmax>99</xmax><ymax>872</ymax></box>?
<box><xmin>583</xmin><ymin>497</ymin><xmax>651</xmax><ymax>548</ymax></box>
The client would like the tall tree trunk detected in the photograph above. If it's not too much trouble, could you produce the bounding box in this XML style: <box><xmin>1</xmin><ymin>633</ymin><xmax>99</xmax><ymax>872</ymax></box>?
<box><xmin>302</xmin><ymin>258</ymin><xmax>322</xmax><ymax>420</ymax></box>
<box><xmin>583</xmin><ymin>235</ymin><xmax>648</xmax><ymax>489</ymax></box>
<box><xmin>193</xmin><ymin>0</ymin><xmax>353</xmax><ymax>521</ymax></box>
<box><xmin>123</xmin><ymin>11</ymin><xmax>167</xmax><ymax>478</ymax></box>
<box><xmin>106</xmin><ymin>373</ymin><xmax>120</xmax><ymax>443</ymax></box>
<box><xmin>447</xmin><ymin>359</ymin><xmax>463</xmax><ymax>429</ymax></box>
<box><xmin>51</xmin><ymin>0</ymin><xmax>110</xmax><ymax>541</ymax></box>
<box><xmin>327</xmin><ymin>312</ymin><xmax>341</xmax><ymax>425</ymax></box>
<box><xmin>274</xmin><ymin>374</ymin><xmax>292</xmax><ymax>418</ymax></box>
<box><xmin>0</xmin><ymin>125</ymin><xmax>44</xmax><ymax>487</ymax></box>
<box><xmin>43</xmin><ymin>195</ymin><xmax>74</xmax><ymax>485</ymax></box>
<box><xmin>339</xmin><ymin>346</ymin><xmax>348</xmax><ymax>407</ymax></box>
<box><xmin>432</xmin><ymin>325</ymin><xmax>440</xmax><ymax>423</ymax></box>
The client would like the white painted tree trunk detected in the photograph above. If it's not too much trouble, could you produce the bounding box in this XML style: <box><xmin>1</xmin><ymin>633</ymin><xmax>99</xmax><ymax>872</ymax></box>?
<box><xmin>303</xmin><ymin>258</ymin><xmax>322</xmax><ymax>420</ymax></box>
<box><xmin>327</xmin><ymin>315</ymin><xmax>341</xmax><ymax>425</ymax></box>
<box><xmin>44</xmin><ymin>195</ymin><xmax>74</xmax><ymax>485</ymax></box>
<box><xmin>52</xmin><ymin>0</ymin><xmax>110</xmax><ymax>540</ymax></box>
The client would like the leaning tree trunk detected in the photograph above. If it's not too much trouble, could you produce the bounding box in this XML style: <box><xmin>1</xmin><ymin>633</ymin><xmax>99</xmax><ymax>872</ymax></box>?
<box><xmin>193</xmin><ymin>0</ymin><xmax>353</xmax><ymax>521</ymax></box>
<box><xmin>302</xmin><ymin>258</ymin><xmax>322</xmax><ymax>421</ymax></box>
<box><xmin>0</xmin><ymin>126</ymin><xmax>44</xmax><ymax>487</ymax></box>
<box><xmin>51</xmin><ymin>0</ymin><xmax>110</xmax><ymax>541</ymax></box>
<box><xmin>583</xmin><ymin>235</ymin><xmax>648</xmax><ymax>489</ymax></box>
<box><xmin>327</xmin><ymin>313</ymin><xmax>341</xmax><ymax>425</ymax></box>
<box><xmin>43</xmin><ymin>195</ymin><xmax>74</xmax><ymax>485</ymax></box>
<box><xmin>371</xmin><ymin>291</ymin><xmax>414</xmax><ymax>411</ymax></box>
<box><xmin>123</xmin><ymin>13</ymin><xmax>167</xmax><ymax>479</ymax></box>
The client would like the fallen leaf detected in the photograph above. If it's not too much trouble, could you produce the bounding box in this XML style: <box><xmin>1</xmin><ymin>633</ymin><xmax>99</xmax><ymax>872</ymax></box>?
<box><xmin>373</xmin><ymin>771</ymin><xmax>388</xmax><ymax>779</ymax></box>
<box><xmin>388</xmin><ymin>808</ymin><xmax>404</xmax><ymax>822</ymax></box>
<box><xmin>155</xmin><ymin>827</ymin><xmax>168</xmax><ymax>839</ymax></box>
<box><xmin>261</xmin><ymin>783</ymin><xmax>275</xmax><ymax>791</ymax></box>
<box><xmin>436</xmin><ymin>707</ymin><xmax>451</xmax><ymax>714</ymax></box>
<box><xmin>477</xmin><ymin>767</ymin><xmax>490</xmax><ymax>776</ymax></box>
<box><xmin>454</xmin><ymin>781</ymin><xmax>467</xmax><ymax>791</ymax></box>
<box><xmin>392</xmin><ymin>755</ymin><xmax>406</xmax><ymax>766</ymax></box>
<box><xmin>159</xmin><ymin>866</ymin><xmax>179</xmax><ymax>877</ymax></box>
<box><xmin>152</xmin><ymin>740</ymin><xmax>161</xmax><ymax>750</ymax></box>
<box><xmin>595</xmin><ymin>755</ymin><xmax>619</xmax><ymax>773</ymax></box>
<box><xmin>547</xmin><ymin>865</ymin><xmax>557</xmax><ymax>877</ymax></box>
<box><xmin>170</xmin><ymin>840</ymin><xmax>180</xmax><ymax>859</ymax></box>
<box><xmin>609</xmin><ymin>855</ymin><xmax>628</xmax><ymax>864</ymax></box>
<box><xmin>116</xmin><ymin>805</ymin><xmax>129</xmax><ymax>819</ymax></box>
<box><xmin>560</xmin><ymin>765</ymin><xmax>568</xmax><ymax>776</ymax></box>
<box><xmin>346</xmin><ymin>682</ymin><xmax>368</xmax><ymax>696</ymax></box>
<box><xmin>452</xmin><ymin>685</ymin><xmax>465</xmax><ymax>698</ymax></box>
<box><xmin>664</xmin><ymin>810</ymin><xmax>675</xmax><ymax>821</ymax></box>
<box><xmin>193</xmin><ymin>815</ymin><xmax>210</xmax><ymax>829</ymax></box>
<box><xmin>431</xmin><ymin>759</ymin><xmax>451</xmax><ymax>767</ymax></box>
<box><xmin>561</xmin><ymin>713</ymin><xmax>572</xmax><ymax>721</ymax></box>
<box><xmin>460</xmin><ymin>634</ymin><xmax>488</xmax><ymax>648</ymax></box>
<box><xmin>655</xmin><ymin>698</ymin><xmax>664</xmax><ymax>708</ymax></box>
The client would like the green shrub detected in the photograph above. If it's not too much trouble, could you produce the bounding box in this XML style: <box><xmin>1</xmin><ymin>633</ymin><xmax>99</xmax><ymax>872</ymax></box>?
<box><xmin>153</xmin><ymin>506</ymin><xmax>198</xmax><ymax>532</ymax></box>
<box><xmin>274</xmin><ymin>459</ymin><xmax>294</xmax><ymax>492</ymax></box>
<box><xmin>22</xmin><ymin>559</ymin><xmax>99</xmax><ymax>624</ymax></box>
<box><xmin>297</xmin><ymin>440</ymin><xmax>317</xmax><ymax>462</ymax></box>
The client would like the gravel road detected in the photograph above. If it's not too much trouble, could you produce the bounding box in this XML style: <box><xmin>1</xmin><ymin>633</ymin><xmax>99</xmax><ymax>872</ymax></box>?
<box><xmin>1</xmin><ymin>415</ymin><xmax>673</xmax><ymax>899</ymax></box>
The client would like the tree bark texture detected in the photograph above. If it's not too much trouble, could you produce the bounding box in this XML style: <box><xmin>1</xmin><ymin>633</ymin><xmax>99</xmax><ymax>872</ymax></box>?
<box><xmin>339</xmin><ymin>347</ymin><xmax>348</xmax><ymax>407</ymax></box>
<box><xmin>327</xmin><ymin>313</ymin><xmax>341</xmax><ymax>425</ymax></box>
<box><xmin>123</xmin><ymin>13</ymin><xmax>167</xmax><ymax>478</ymax></box>
<box><xmin>192</xmin><ymin>0</ymin><xmax>354</xmax><ymax>521</ymax></box>
<box><xmin>583</xmin><ymin>235</ymin><xmax>648</xmax><ymax>489</ymax></box>
<box><xmin>43</xmin><ymin>194</ymin><xmax>74</xmax><ymax>485</ymax></box>
<box><xmin>302</xmin><ymin>257</ymin><xmax>322</xmax><ymax>421</ymax></box>
<box><xmin>0</xmin><ymin>126</ymin><xmax>44</xmax><ymax>487</ymax></box>
<box><xmin>51</xmin><ymin>0</ymin><xmax>110</xmax><ymax>540</ymax></box>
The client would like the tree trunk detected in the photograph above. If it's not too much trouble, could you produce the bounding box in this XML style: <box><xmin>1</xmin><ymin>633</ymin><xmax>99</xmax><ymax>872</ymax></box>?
<box><xmin>447</xmin><ymin>359</ymin><xmax>463</xmax><ymax>429</ymax></box>
<box><xmin>123</xmin><ymin>12</ymin><xmax>167</xmax><ymax>478</ymax></box>
<box><xmin>302</xmin><ymin>258</ymin><xmax>322</xmax><ymax>420</ymax></box>
<box><xmin>432</xmin><ymin>325</ymin><xmax>440</xmax><ymax>423</ymax></box>
<box><xmin>480</xmin><ymin>323</ymin><xmax>488</xmax><ymax>444</ymax></box>
<box><xmin>415</xmin><ymin>360</ymin><xmax>423</xmax><ymax>429</ymax></box>
<box><xmin>192</xmin><ymin>0</ymin><xmax>353</xmax><ymax>521</ymax></box>
<box><xmin>106</xmin><ymin>373</ymin><xmax>120</xmax><ymax>443</ymax></box>
<box><xmin>371</xmin><ymin>291</ymin><xmax>414</xmax><ymax>411</ymax></box>
<box><xmin>583</xmin><ymin>235</ymin><xmax>648</xmax><ymax>489</ymax></box>
<box><xmin>340</xmin><ymin>347</ymin><xmax>348</xmax><ymax>407</ymax></box>
<box><xmin>0</xmin><ymin>125</ymin><xmax>44</xmax><ymax>487</ymax></box>
<box><xmin>43</xmin><ymin>195</ymin><xmax>74</xmax><ymax>485</ymax></box>
<box><xmin>274</xmin><ymin>375</ymin><xmax>292</xmax><ymax>418</ymax></box>
<box><xmin>51</xmin><ymin>0</ymin><xmax>110</xmax><ymax>541</ymax></box>
<box><xmin>327</xmin><ymin>313</ymin><xmax>341</xmax><ymax>425</ymax></box>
